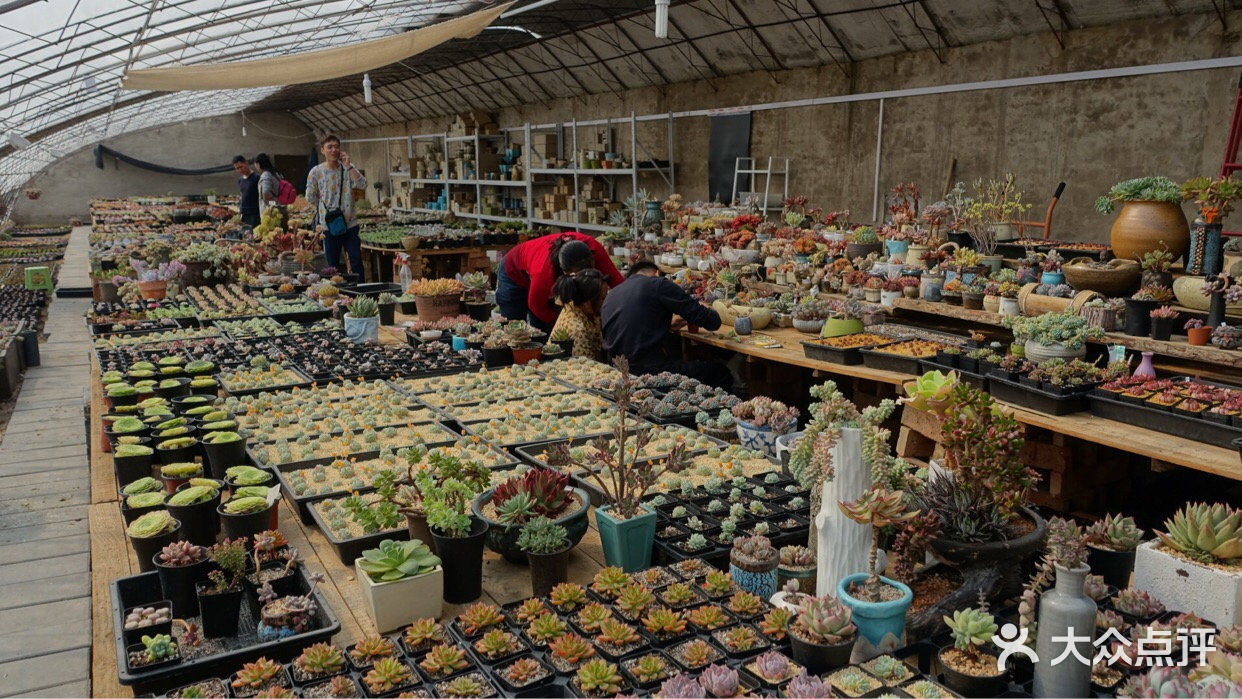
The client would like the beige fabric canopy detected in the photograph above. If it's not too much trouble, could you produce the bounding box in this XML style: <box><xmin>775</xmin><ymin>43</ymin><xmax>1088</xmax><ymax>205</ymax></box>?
<box><xmin>121</xmin><ymin>1</ymin><xmax>514</xmax><ymax>91</ymax></box>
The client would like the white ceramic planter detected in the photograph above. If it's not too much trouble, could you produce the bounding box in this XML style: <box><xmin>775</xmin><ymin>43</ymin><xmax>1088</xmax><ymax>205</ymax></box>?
<box><xmin>880</xmin><ymin>290</ymin><xmax>900</xmax><ymax>308</ymax></box>
<box><xmin>998</xmin><ymin>297</ymin><xmax>1020</xmax><ymax>316</ymax></box>
<box><xmin>1132</xmin><ymin>539</ymin><xmax>1242</xmax><ymax>626</ymax></box>
<box><xmin>354</xmin><ymin>559</ymin><xmax>444</xmax><ymax>632</ymax></box>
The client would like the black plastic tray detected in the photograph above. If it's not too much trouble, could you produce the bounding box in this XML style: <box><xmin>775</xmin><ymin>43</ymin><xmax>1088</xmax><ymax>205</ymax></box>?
<box><xmin>859</xmin><ymin>348</ymin><xmax>932</xmax><ymax>375</ymax></box>
<box><xmin>1089</xmin><ymin>392</ymin><xmax>1242</xmax><ymax>448</ymax></box>
<box><xmin>987</xmin><ymin>373</ymin><xmax>1089</xmax><ymax>416</ymax></box>
<box><xmin>112</xmin><ymin>564</ymin><xmax>340</xmax><ymax>695</ymax></box>
<box><xmin>217</xmin><ymin>366</ymin><xmax>313</xmax><ymax>397</ymax></box>
<box><xmin>306</xmin><ymin>494</ymin><xmax>410</xmax><ymax>565</ymax></box>
<box><xmin>801</xmin><ymin>337</ymin><xmax>896</xmax><ymax>366</ymax></box>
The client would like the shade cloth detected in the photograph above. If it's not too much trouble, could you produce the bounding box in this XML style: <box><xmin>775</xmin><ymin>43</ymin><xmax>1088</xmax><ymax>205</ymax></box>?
<box><xmin>94</xmin><ymin>144</ymin><xmax>234</xmax><ymax>175</ymax></box>
<box><xmin>121</xmin><ymin>2</ymin><xmax>514</xmax><ymax>91</ymax></box>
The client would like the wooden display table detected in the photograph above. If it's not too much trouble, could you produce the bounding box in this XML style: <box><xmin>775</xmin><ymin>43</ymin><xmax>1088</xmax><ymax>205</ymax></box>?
<box><xmin>680</xmin><ymin>325</ymin><xmax>1241</xmax><ymax>483</ymax></box>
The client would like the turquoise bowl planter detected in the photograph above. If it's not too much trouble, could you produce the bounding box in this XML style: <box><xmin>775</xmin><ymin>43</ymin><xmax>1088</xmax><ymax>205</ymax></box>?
<box><xmin>730</xmin><ymin>563</ymin><xmax>777</xmax><ymax>599</ymax></box>
<box><xmin>1040</xmin><ymin>271</ymin><xmax>1065</xmax><ymax>285</ymax></box>
<box><xmin>451</xmin><ymin>335</ymin><xmax>467</xmax><ymax>351</ymax></box>
<box><xmin>837</xmin><ymin>573</ymin><xmax>913</xmax><ymax>655</ymax></box>
<box><xmin>885</xmin><ymin>240</ymin><xmax>910</xmax><ymax>258</ymax></box>
<box><xmin>595</xmin><ymin>505</ymin><xmax>656</xmax><ymax>572</ymax></box>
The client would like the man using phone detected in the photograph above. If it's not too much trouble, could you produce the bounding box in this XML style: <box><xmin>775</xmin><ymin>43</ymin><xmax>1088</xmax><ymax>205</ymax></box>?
<box><xmin>306</xmin><ymin>134</ymin><xmax>367</xmax><ymax>281</ymax></box>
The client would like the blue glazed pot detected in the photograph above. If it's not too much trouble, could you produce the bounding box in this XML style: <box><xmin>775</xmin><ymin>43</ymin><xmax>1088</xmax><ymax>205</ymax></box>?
<box><xmin>451</xmin><ymin>335</ymin><xmax>467</xmax><ymax>351</ymax></box>
<box><xmin>595</xmin><ymin>505</ymin><xmax>656</xmax><ymax>572</ymax></box>
<box><xmin>1040</xmin><ymin>271</ymin><xmax>1065</xmax><ymax>285</ymax></box>
<box><xmin>885</xmin><ymin>240</ymin><xmax>910</xmax><ymax>258</ymax></box>
<box><xmin>730</xmin><ymin>563</ymin><xmax>777</xmax><ymax>599</ymax></box>
<box><xmin>735</xmin><ymin>419</ymin><xmax>784</xmax><ymax>459</ymax></box>
<box><xmin>734</xmin><ymin>316</ymin><xmax>753</xmax><ymax>335</ymax></box>
<box><xmin>837</xmin><ymin>573</ymin><xmax>913</xmax><ymax>655</ymax></box>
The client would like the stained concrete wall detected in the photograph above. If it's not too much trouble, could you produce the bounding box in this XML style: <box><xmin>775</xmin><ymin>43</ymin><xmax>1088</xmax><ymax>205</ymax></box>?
<box><xmin>13</xmin><ymin>112</ymin><xmax>314</xmax><ymax>224</ymax></box>
<box><xmin>334</xmin><ymin>10</ymin><xmax>1240</xmax><ymax>243</ymax></box>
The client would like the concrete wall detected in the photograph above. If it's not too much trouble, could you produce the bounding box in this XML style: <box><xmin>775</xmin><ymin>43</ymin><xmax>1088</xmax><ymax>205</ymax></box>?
<box><xmin>13</xmin><ymin>112</ymin><xmax>315</xmax><ymax>224</ymax></box>
<box><xmin>333</xmin><ymin>10</ymin><xmax>1241</xmax><ymax>243</ymax></box>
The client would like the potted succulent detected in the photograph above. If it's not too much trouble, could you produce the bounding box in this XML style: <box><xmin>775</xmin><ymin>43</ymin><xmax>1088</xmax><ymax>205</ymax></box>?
<box><xmin>1095</xmin><ymin>176</ymin><xmax>1189</xmax><ymax>262</ymax></box>
<box><xmin>731</xmin><ymin>397</ymin><xmax>799</xmax><ymax>459</ymax></box>
<box><xmin>1133</xmin><ymin>502</ymin><xmax>1242</xmax><ymax>627</ymax></box>
<box><xmin>729</xmin><ymin>535</ymin><xmax>779</xmax><ymax>598</ymax></box>
<box><xmin>1031</xmin><ymin>518</ymin><xmax>1095</xmax><ymax>698</ymax></box>
<box><xmin>197</xmin><ymin>538</ymin><xmax>247</xmax><ymax>638</ymax></box>
<box><xmin>481</xmin><ymin>334</ymin><xmax>513</xmax><ymax>368</ymax></box>
<box><xmin>845</xmin><ymin>226</ymin><xmax>881</xmax><ymax>260</ymax></box>
<box><xmin>127</xmin><ymin>510</ymin><xmax>182</xmax><ymax>573</ymax></box>
<box><xmin>165</xmin><ymin>484</ymin><xmax>221</xmax><ymax>547</ymax></box>
<box><xmin>217</xmin><ymin>489</ymin><xmax>276</xmax><ymax>545</ymax></box>
<box><xmin>114</xmin><ymin>442</ymin><xmax>155</xmax><ymax>486</ymax></box>
<box><xmin>1125</xmin><ymin>285</ymin><xmax>1170</xmax><ymax>336</ymax></box>
<box><xmin>836</xmin><ymin>486</ymin><xmax>916</xmax><ymax>657</ymax></box>
<box><xmin>1040</xmin><ymin>250</ymin><xmax>1065</xmax><ymax>285</ymax></box>
<box><xmin>1084</xmin><ymin>513</ymin><xmax>1143</xmax><ymax>589</ymax></box>
<box><xmin>939</xmin><ymin>607</ymin><xmax>1006</xmax><ymax>696</ymax></box>
<box><xmin>153</xmin><ymin>540</ymin><xmax>212</xmax><ymax>618</ymax></box>
<box><xmin>409</xmin><ymin>277</ymin><xmax>465</xmax><ymax>322</ymax></box>
<box><xmin>1010</xmin><ymin>310</ymin><xmax>1103</xmax><ymax>365</ymax></box>
<box><xmin>376</xmin><ymin>292</ymin><xmax>398</xmax><ymax>326</ymax></box>
<box><xmin>1149</xmin><ymin>306</ymin><xmax>1178</xmax><ymax>341</ymax></box>
<box><xmin>777</xmin><ymin>545</ymin><xmax>816</xmax><ymax>594</ymax></box>
<box><xmin>201</xmin><ymin>430</ymin><xmax>245</xmax><ymax>480</ymax></box>
<box><xmin>505</xmin><ymin>320</ymin><xmax>542</xmax><ymax>364</ymax></box>
<box><xmin>421</xmin><ymin>468</ymin><xmax>489</xmax><ymax>604</ymax></box>
<box><xmin>343</xmin><ymin>295</ymin><xmax>380</xmax><ymax>344</ymax></box>
<box><xmin>789</xmin><ymin>594</ymin><xmax>857</xmax><ymax>674</ymax></box>
<box><xmin>1186</xmin><ymin>317</ymin><xmax>1211</xmax><ymax>345</ymax></box>
<box><xmin>791</xmin><ymin>300</ymin><xmax>829</xmax><ymax>334</ymax></box>
<box><xmin>355</xmin><ymin>538</ymin><xmax>443</xmax><ymax>632</ymax></box>
<box><xmin>471</xmin><ymin>467</ymin><xmax>589</xmax><ymax>563</ymax></box>
<box><xmin>545</xmin><ymin>358</ymin><xmax>687</xmax><ymax>571</ymax></box>
<box><xmin>519</xmin><ymin>517</ymin><xmax>572</xmax><ymax>597</ymax></box>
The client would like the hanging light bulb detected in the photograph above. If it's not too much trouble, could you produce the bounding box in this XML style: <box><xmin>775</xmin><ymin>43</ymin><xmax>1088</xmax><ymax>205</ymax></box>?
<box><xmin>654</xmin><ymin>0</ymin><xmax>669</xmax><ymax>39</ymax></box>
<box><xmin>363</xmin><ymin>73</ymin><xmax>373</xmax><ymax>104</ymax></box>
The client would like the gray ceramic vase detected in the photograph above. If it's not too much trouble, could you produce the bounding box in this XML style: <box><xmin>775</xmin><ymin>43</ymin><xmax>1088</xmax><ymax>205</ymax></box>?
<box><xmin>1033</xmin><ymin>564</ymin><xmax>1096</xmax><ymax>698</ymax></box>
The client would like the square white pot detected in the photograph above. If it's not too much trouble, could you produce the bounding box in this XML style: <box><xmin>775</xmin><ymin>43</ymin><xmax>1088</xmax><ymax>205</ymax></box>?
<box><xmin>354</xmin><ymin>560</ymin><xmax>444</xmax><ymax>632</ymax></box>
<box><xmin>1132</xmin><ymin>539</ymin><xmax>1242</xmax><ymax>627</ymax></box>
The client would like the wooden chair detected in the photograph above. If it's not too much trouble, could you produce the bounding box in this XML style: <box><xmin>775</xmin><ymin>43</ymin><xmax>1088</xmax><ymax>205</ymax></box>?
<box><xmin>1012</xmin><ymin>182</ymin><xmax>1065</xmax><ymax>240</ymax></box>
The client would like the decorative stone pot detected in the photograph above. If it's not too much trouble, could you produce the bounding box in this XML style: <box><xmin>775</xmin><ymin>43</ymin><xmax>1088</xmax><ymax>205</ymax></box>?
<box><xmin>1189</xmin><ymin>218</ymin><xmax>1226</xmax><ymax>275</ymax></box>
<box><xmin>920</xmin><ymin>274</ymin><xmax>944</xmax><ymax>302</ymax></box>
<box><xmin>879</xmin><ymin>290</ymin><xmax>900</xmax><ymax>308</ymax></box>
<box><xmin>1033</xmin><ymin>565</ymin><xmax>1095</xmax><ymax>698</ymax></box>
<box><xmin>729</xmin><ymin>546</ymin><xmax>778</xmax><ymax>599</ymax></box>
<box><xmin>1108</xmin><ymin>200</ymin><xmax>1189</xmax><ymax>263</ymax></box>
<box><xmin>1024</xmin><ymin>339</ymin><xmax>1086</xmax><ymax>365</ymax></box>
<box><xmin>982</xmin><ymin>294</ymin><xmax>1000</xmax><ymax>314</ymax></box>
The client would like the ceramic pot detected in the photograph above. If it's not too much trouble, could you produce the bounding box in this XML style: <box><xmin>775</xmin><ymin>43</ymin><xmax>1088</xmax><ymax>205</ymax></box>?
<box><xmin>962</xmin><ymin>292</ymin><xmax>984</xmax><ymax>310</ymax></box>
<box><xmin>979</xmin><ymin>254</ymin><xmax>1003</xmax><ymax>276</ymax></box>
<box><xmin>595</xmin><ymin>505</ymin><xmax>655</xmax><ymax>572</ymax></box>
<box><xmin>846</xmin><ymin>242</ymin><xmax>882</xmax><ymax>260</ymax></box>
<box><xmin>880</xmin><ymin>290</ymin><xmax>900</xmax><ymax>308</ymax></box>
<box><xmin>137</xmin><ymin>280</ymin><xmax>168</xmax><ymax>300</ymax></box>
<box><xmin>1108</xmin><ymin>200</ymin><xmax>1189</xmax><ymax>263</ymax></box>
<box><xmin>864</xmin><ymin>288</ymin><xmax>881</xmax><ymax>303</ymax></box>
<box><xmin>413</xmin><ymin>293</ymin><xmax>462</xmax><ymax>322</ymax></box>
<box><xmin>1188</xmin><ymin>221</ymin><xmax>1225</xmax><ymax>276</ymax></box>
<box><xmin>736</xmin><ymin>419</ymin><xmax>786</xmax><ymax>459</ymax></box>
<box><xmin>884</xmin><ymin>240</ymin><xmax>910</xmax><ymax>259</ymax></box>
<box><xmin>792</xmin><ymin>318</ymin><xmax>825</xmax><ymax>334</ymax></box>
<box><xmin>921</xmin><ymin>274</ymin><xmax>944</xmax><ymax>302</ymax></box>
<box><xmin>472</xmin><ymin>488</ymin><xmax>590</xmax><ymax>564</ymax></box>
<box><xmin>1033</xmin><ymin>565</ymin><xmax>1095</xmax><ymax>698</ymax></box>
<box><xmin>343</xmin><ymin>314</ymin><xmax>379</xmax><ymax>343</ymax></box>
<box><xmin>1024</xmin><ymin>339</ymin><xmax>1086</xmax><ymax>365</ymax></box>
<box><xmin>820</xmin><ymin>318</ymin><xmax>863</xmax><ymax>338</ymax></box>
<box><xmin>998</xmin><ymin>297</ymin><xmax>1020</xmax><ymax>316</ymax></box>
<box><xmin>1188</xmin><ymin>326</ymin><xmax>1212</xmax><ymax>345</ymax></box>
<box><xmin>982</xmin><ymin>295</ymin><xmax>1000</xmax><ymax>314</ymax></box>
<box><xmin>355</xmin><ymin>560</ymin><xmax>443</xmax><ymax>633</ymax></box>
<box><xmin>1040</xmin><ymin>271</ymin><xmax>1065</xmax><ymax>285</ymax></box>
<box><xmin>837</xmin><ymin>574</ymin><xmax>913</xmax><ymax>659</ymax></box>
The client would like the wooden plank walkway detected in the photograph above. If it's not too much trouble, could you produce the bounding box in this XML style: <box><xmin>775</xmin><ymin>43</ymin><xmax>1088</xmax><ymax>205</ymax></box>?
<box><xmin>0</xmin><ymin>226</ymin><xmax>92</xmax><ymax>697</ymax></box>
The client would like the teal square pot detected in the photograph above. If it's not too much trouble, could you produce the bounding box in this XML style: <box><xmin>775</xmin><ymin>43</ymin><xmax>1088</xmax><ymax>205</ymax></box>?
<box><xmin>837</xmin><ymin>573</ymin><xmax>913</xmax><ymax>656</ymax></box>
<box><xmin>594</xmin><ymin>505</ymin><xmax>655</xmax><ymax>572</ymax></box>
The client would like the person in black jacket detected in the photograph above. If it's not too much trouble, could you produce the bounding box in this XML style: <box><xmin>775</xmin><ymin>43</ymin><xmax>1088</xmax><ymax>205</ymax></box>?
<box><xmin>601</xmin><ymin>260</ymin><xmax>732</xmax><ymax>389</ymax></box>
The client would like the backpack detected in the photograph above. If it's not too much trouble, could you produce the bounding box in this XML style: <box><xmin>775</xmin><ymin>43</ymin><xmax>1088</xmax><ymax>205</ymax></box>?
<box><xmin>276</xmin><ymin>178</ymin><xmax>297</xmax><ymax>205</ymax></box>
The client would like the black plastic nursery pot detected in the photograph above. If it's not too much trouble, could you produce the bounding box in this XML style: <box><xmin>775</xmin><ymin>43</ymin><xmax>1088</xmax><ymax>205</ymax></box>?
<box><xmin>202</xmin><ymin>438</ymin><xmax>247</xmax><ymax>480</ymax></box>
<box><xmin>938</xmin><ymin>646</ymin><xmax>1008</xmax><ymax>698</ymax></box>
<box><xmin>482</xmin><ymin>346</ymin><xmax>513</xmax><ymax>368</ymax></box>
<box><xmin>379</xmin><ymin>302</ymin><xmax>395</xmax><ymax>326</ymax></box>
<box><xmin>154</xmin><ymin>548</ymin><xmax>213</xmax><ymax>618</ymax></box>
<box><xmin>218</xmin><ymin>501</ymin><xmax>276</xmax><ymax>546</ymax></box>
<box><xmin>128</xmin><ymin>520</ymin><xmax>182</xmax><ymax>573</ymax></box>
<box><xmin>155</xmin><ymin>438</ymin><xmax>201</xmax><ymax>465</ymax></box>
<box><xmin>114</xmin><ymin>450</ymin><xmax>155</xmax><ymax>487</ymax></box>
<box><xmin>466</xmin><ymin>302</ymin><xmax>493</xmax><ymax>322</ymax></box>
<box><xmin>1150</xmin><ymin>316</ymin><xmax>1174</xmax><ymax>341</ymax></box>
<box><xmin>431</xmin><ymin>517</ymin><xmax>489</xmax><ymax>604</ymax></box>
<box><xmin>789</xmin><ymin>632</ymin><xmax>853</xmax><ymax>675</ymax></box>
<box><xmin>155</xmin><ymin>378</ymin><xmax>192</xmax><ymax>400</ymax></box>
<box><xmin>165</xmin><ymin>489</ymin><xmax>221</xmax><ymax>547</ymax></box>
<box><xmin>527</xmin><ymin>539</ymin><xmax>572</xmax><ymax>598</ymax></box>
<box><xmin>1087</xmin><ymin>544</ymin><xmax>1137</xmax><ymax>590</ymax></box>
<box><xmin>196</xmin><ymin>582</ymin><xmax>244</xmax><ymax>638</ymax></box>
<box><xmin>1124</xmin><ymin>299</ymin><xmax>1157</xmax><ymax>336</ymax></box>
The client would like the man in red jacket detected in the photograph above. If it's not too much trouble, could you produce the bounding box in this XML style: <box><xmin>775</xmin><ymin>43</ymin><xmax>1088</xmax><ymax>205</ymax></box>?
<box><xmin>496</xmin><ymin>232</ymin><xmax>624</xmax><ymax>332</ymax></box>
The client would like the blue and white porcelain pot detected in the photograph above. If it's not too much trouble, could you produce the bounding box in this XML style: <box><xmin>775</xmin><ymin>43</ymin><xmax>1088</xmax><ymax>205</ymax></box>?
<box><xmin>736</xmin><ymin>419</ymin><xmax>786</xmax><ymax>459</ymax></box>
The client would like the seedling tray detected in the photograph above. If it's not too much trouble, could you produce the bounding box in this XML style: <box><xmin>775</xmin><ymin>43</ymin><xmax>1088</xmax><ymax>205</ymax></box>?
<box><xmin>1089</xmin><ymin>392</ymin><xmax>1242</xmax><ymax>448</ymax></box>
<box><xmin>859</xmin><ymin>348</ymin><xmax>934</xmax><ymax>375</ymax></box>
<box><xmin>801</xmin><ymin>337</ymin><xmax>897</xmax><ymax>366</ymax></box>
<box><xmin>217</xmin><ymin>367</ymin><xmax>313</xmax><ymax>397</ymax></box>
<box><xmin>111</xmin><ymin>564</ymin><xmax>339</xmax><ymax>695</ymax></box>
<box><xmin>986</xmin><ymin>374</ymin><xmax>1089</xmax><ymax>416</ymax></box>
<box><xmin>306</xmin><ymin>497</ymin><xmax>409</xmax><ymax>565</ymax></box>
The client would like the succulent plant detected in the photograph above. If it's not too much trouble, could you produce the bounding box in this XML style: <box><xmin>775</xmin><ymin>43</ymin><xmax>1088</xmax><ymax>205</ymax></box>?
<box><xmin>868</xmin><ymin>655</ymin><xmax>909</xmax><ymax>681</ymax></box>
<box><xmin>401</xmin><ymin>618</ymin><xmax>444</xmax><ymax>650</ymax></box>
<box><xmin>662</xmin><ymin>582</ymin><xmax>697</xmax><ymax>606</ymax></box>
<box><xmin>1084</xmin><ymin>574</ymin><xmax>1109</xmax><ymax>601</ymax></box>
<box><xmin>513</xmin><ymin>597</ymin><xmax>549</xmax><ymax>624</ymax></box>
<box><xmin>728</xmin><ymin>590</ymin><xmax>764</xmax><ymax>617</ymax></box>
<box><xmin>787</xmin><ymin>671</ymin><xmax>831</xmax><ymax>698</ymax></box>
<box><xmin>1097</xmin><ymin>609</ymin><xmax>1125</xmax><ymax>631</ymax></box>
<box><xmin>794</xmin><ymin>594</ymin><xmax>856</xmax><ymax>644</ymax></box>
<box><xmin>591</xmin><ymin>566</ymin><xmax>632</xmax><ymax>598</ymax></box>
<box><xmin>348</xmin><ymin>636</ymin><xmax>396</xmax><ymax>665</ymax></box>
<box><xmin>722</xmin><ymin>625</ymin><xmax>760</xmax><ymax>651</ymax></box>
<box><xmin>457</xmin><ymin>602</ymin><xmax>504</xmax><ymax>635</ymax></box>
<box><xmin>752</xmin><ymin>650</ymin><xmax>793</xmax><ymax>682</ymax></box>
<box><xmin>944</xmin><ymin>607</ymin><xmax>997</xmax><ymax>660</ymax></box>
<box><xmin>697</xmin><ymin>663</ymin><xmax>739</xmax><ymax>697</ymax></box>
<box><xmin>834</xmin><ymin>668</ymin><xmax>879</xmax><ymax>696</ymax></box>
<box><xmin>418</xmin><ymin>644</ymin><xmax>468</xmax><ymax>678</ymax></box>
<box><xmin>730</xmin><ymin>535</ymin><xmax>777</xmax><ymax>569</ymax></box>
<box><xmin>362</xmin><ymin>657</ymin><xmax>412</xmax><ymax>694</ymax></box>
<box><xmin>1118</xmin><ymin>667</ymin><xmax>1196</xmax><ymax>698</ymax></box>
<box><xmin>658</xmin><ymin>672</ymin><xmax>705</xmax><ymax>698</ymax></box>
<box><xmin>677</xmin><ymin>639</ymin><xmax>717</xmax><ymax>668</ymax></box>
<box><xmin>615</xmin><ymin>584</ymin><xmax>654</xmax><ymax>617</ymax></box>
<box><xmin>549</xmin><ymin>633</ymin><xmax>595</xmax><ymax>664</ymax></box>
<box><xmin>701</xmin><ymin>570</ymin><xmax>733</xmax><ymax>596</ymax></box>
<box><xmin>437</xmin><ymin>673</ymin><xmax>488</xmax><ymax>697</ymax></box>
<box><xmin>759</xmin><ymin>607</ymin><xmax>795</xmax><ymax>640</ymax></box>
<box><xmin>688</xmin><ymin>605</ymin><xmax>729</xmax><ymax>630</ymax></box>
<box><xmin>1085</xmin><ymin>513</ymin><xmax>1144</xmax><ymax>552</ymax></box>
<box><xmin>294</xmin><ymin>643</ymin><xmax>345</xmax><ymax>678</ymax></box>
<box><xmin>502</xmin><ymin>657</ymin><xmax>546</xmax><ymax>686</ymax></box>
<box><xmin>549</xmin><ymin>582</ymin><xmax>588</xmax><ymax>611</ymax></box>
<box><xmin>630</xmin><ymin>654</ymin><xmax>669</xmax><ymax>683</ymax></box>
<box><xmin>233</xmin><ymin>657</ymin><xmax>282</xmax><ymax>689</ymax></box>
<box><xmin>1113</xmin><ymin>588</ymin><xmax>1166</xmax><ymax>618</ymax></box>
<box><xmin>127</xmin><ymin>510</ymin><xmax>177</xmax><ymax>538</ymax></box>
<box><xmin>575</xmin><ymin>659</ymin><xmax>622</xmax><ymax>694</ymax></box>
<box><xmin>141</xmin><ymin>633</ymin><xmax>177</xmax><ymax>662</ymax></box>
<box><xmin>157</xmin><ymin>540</ymin><xmax>203</xmax><ymax>567</ymax></box>
<box><xmin>1158</xmin><ymin>502</ymin><xmax>1242</xmax><ymax>564</ymax></box>
<box><xmin>526</xmin><ymin>612</ymin><xmax>568</xmax><ymax>643</ymax></box>
<box><xmin>474</xmin><ymin>629</ymin><xmax>520</xmax><ymax>658</ymax></box>
<box><xmin>1219</xmin><ymin>625</ymin><xmax>1242</xmax><ymax>653</ymax></box>
<box><xmin>779</xmin><ymin>545</ymin><xmax>815</xmax><ymax>567</ymax></box>
<box><xmin>643</xmin><ymin>607</ymin><xmax>687</xmax><ymax>636</ymax></box>
<box><xmin>576</xmin><ymin>602</ymin><xmax>614</xmax><ymax>632</ymax></box>
<box><xmin>596</xmin><ymin>618</ymin><xmax>640</xmax><ymax>647</ymax></box>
